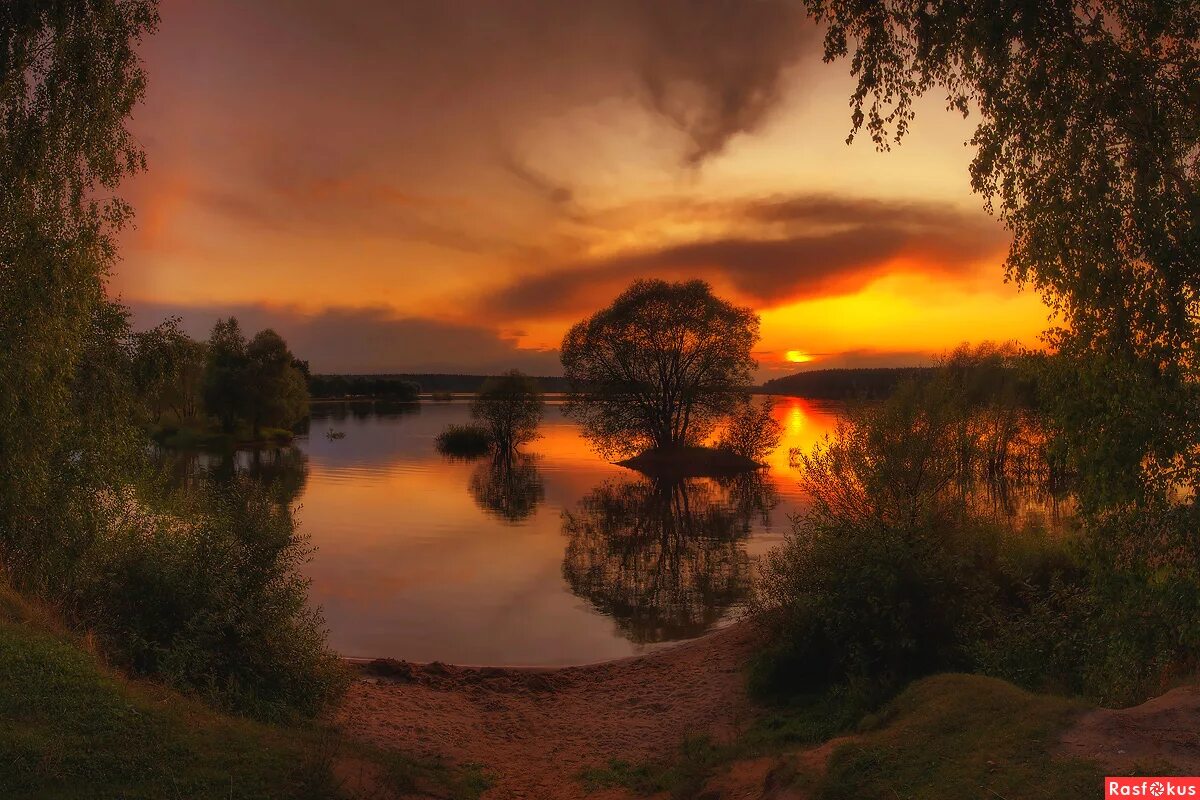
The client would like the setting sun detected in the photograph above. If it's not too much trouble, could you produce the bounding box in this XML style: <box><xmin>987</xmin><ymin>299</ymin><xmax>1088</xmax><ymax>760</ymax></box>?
<box><xmin>785</xmin><ymin>350</ymin><xmax>813</xmax><ymax>364</ymax></box>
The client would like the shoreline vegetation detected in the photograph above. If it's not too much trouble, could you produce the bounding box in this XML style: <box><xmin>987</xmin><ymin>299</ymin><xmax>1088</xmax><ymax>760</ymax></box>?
<box><xmin>147</xmin><ymin>419</ymin><xmax>296</xmax><ymax>450</ymax></box>
<box><xmin>0</xmin><ymin>581</ymin><xmax>491</xmax><ymax>800</ymax></box>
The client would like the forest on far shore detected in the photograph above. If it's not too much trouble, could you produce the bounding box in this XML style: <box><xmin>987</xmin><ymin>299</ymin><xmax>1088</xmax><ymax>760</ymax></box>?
<box><xmin>309</xmin><ymin>367</ymin><xmax>935</xmax><ymax>401</ymax></box>
<box><xmin>757</xmin><ymin>367</ymin><xmax>935</xmax><ymax>400</ymax></box>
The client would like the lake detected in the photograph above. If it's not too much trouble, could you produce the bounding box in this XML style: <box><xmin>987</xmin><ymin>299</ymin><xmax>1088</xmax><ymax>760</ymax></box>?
<box><xmin>295</xmin><ymin>396</ymin><xmax>834</xmax><ymax>665</ymax></box>
<box><xmin>163</xmin><ymin>396</ymin><xmax>1069</xmax><ymax>666</ymax></box>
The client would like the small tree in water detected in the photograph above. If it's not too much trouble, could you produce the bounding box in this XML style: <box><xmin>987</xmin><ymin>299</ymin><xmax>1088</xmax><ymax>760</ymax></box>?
<box><xmin>718</xmin><ymin>398</ymin><xmax>784</xmax><ymax>463</ymax></box>
<box><xmin>560</xmin><ymin>280</ymin><xmax>759</xmax><ymax>458</ymax></box>
<box><xmin>471</xmin><ymin>370</ymin><xmax>544</xmax><ymax>451</ymax></box>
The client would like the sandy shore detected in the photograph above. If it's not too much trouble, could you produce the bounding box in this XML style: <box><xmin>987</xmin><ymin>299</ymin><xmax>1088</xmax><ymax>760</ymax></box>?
<box><xmin>335</xmin><ymin>622</ymin><xmax>764</xmax><ymax>799</ymax></box>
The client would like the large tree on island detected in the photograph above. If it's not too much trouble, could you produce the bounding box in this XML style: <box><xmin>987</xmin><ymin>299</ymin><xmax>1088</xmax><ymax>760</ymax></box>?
<box><xmin>803</xmin><ymin>0</ymin><xmax>1200</xmax><ymax>506</ymax></box>
<box><xmin>560</xmin><ymin>280</ymin><xmax>759</xmax><ymax>458</ymax></box>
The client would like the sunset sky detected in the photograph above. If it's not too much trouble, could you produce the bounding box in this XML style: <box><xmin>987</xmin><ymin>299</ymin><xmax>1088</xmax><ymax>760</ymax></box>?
<box><xmin>116</xmin><ymin>0</ymin><xmax>1053</xmax><ymax>377</ymax></box>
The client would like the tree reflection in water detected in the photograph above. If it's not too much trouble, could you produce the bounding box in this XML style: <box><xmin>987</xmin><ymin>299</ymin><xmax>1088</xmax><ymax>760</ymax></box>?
<box><xmin>468</xmin><ymin>450</ymin><xmax>545</xmax><ymax>523</ymax></box>
<box><xmin>153</xmin><ymin>446</ymin><xmax>309</xmax><ymax>508</ymax></box>
<box><xmin>562</xmin><ymin>472</ymin><xmax>778</xmax><ymax>644</ymax></box>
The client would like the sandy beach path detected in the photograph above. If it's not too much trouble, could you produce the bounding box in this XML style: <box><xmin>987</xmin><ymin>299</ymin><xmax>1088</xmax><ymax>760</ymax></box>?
<box><xmin>335</xmin><ymin>622</ymin><xmax>762</xmax><ymax>799</ymax></box>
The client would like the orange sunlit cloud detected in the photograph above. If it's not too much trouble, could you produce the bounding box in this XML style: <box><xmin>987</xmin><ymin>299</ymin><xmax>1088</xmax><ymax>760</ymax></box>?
<box><xmin>113</xmin><ymin>1</ymin><xmax>1054</xmax><ymax>375</ymax></box>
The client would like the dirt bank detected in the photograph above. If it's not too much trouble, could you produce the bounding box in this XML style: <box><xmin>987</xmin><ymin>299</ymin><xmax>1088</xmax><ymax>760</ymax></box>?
<box><xmin>1059</xmin><ymin>684</ymin><xmax>1200</xmax><ymax>772</ymax></box>
<box><xmin>335</xmin><ymin>622</ymin><xmax>764</xmax><ymax>799</ymax></box>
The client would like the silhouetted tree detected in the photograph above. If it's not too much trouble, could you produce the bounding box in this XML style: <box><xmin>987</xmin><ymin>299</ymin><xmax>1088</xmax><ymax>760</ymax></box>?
<box><xmin>560</xmin><ymin>280</ymin><xmax>759</xmax><ymax>458</ymax></box>
<box><xmin>244</xmin><ymin>329</ymin><xmax>309</xmax><ymax>436</ymax></box>
<box><xmin>201</xmin><ymin>320</ymin><xmax>308</xmax><ymax>436</ymax></box>
<box><xmin>470</xmin><ymin>370</ymin><xmax>544</xmax><ymax>451</ymax></box>
<box><xmin>717</xmin><ymin>398</ymin><xmax>784</xmax><ymax>462</ymax></box>
<box><xmin>132</xmin><ymin>317</ymin><xmax>206</xmax><ymax>422</ymax></box>
<box><xmin>203</xmin><ymin>318</ymin><xmax>249</xmax><ymax>433</ymax></box>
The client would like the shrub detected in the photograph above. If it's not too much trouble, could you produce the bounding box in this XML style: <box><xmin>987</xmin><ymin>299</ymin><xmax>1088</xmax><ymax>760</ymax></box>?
<box><xmin>716</xmin><ymin>397</ymin><xmax>783</xmax><ymax>462</ymax></box>
<box><xmin>974</xmin><ymin>504</ymin><xmax>1200</xmax><ymax>706</ymax></box>
<box><xmin>752</xmin><ymin>364</ymin><xmax>1033</xmax><ymax>701</ymax></box>
<box><xmin>754</xmin><ymin>350</ymin><xmax>1200</xmax><ymax>708</ymax></box>
<box><xmin>69</xmin><ymin>478</ymin><xmax>347</xmax><ymax>720</ymax></box>
<box><xmin>752</xmin><ymin>512</ymin><xmax>1001</xmax><ymax>702</ymax></box>
<box><xmin>436</xmin><ymin>424</ymin><xmax>494</xmax><ymax>458</ymax></box>
<box><xmin>471</xmin><ymin>370</ymin><xmax>543</xmax><ymax>450</ymax></box>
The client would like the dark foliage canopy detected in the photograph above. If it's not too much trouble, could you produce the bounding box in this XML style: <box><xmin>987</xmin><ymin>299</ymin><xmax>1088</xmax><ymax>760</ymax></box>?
<box><xmin>0</xmin><ymin>0</ymin><xmax>157</xmax><ymax>558</ymax></box>
<box><xmin>560</xmin><ymin>280</ymin><xmax>759</xmax><ymax>458</ymax></box>
<box><xmin>806</xmin><ymin>0</ymin><xmax>1200</xmax><ymax>504</ymax></box>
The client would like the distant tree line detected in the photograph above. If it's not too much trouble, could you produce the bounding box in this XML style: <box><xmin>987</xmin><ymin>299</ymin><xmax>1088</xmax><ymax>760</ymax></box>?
<box><xmin>308</xmin><ymin>374</ymin><xmax>420</xmax><ymax>401</ymax></box>
<box><xmin>759</xmin><ymin>367</ymin><xmax>936</xmax><ymax>400</ymax></box>
<box><xmin>311</xmin><ymin>372</ymin><xmax>573</xmax><ymax>395</ymax></box>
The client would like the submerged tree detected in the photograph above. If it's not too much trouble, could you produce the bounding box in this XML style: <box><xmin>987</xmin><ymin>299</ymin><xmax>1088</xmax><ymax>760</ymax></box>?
<box><xmin>560</xmin><ymin>280</ymin><xmax>759</xmax><ymax>458</ymax></box>
<box><xmin>717</xmin><ymin>398</ymin><xmax>785</xmax><ymax>462</ymax></box>
<box><xmin>468</xmin><ymin>450</ymin><xmax>545</xmax><ymax>523</ymax></box>
<box><xmin>470</xmin><ymin>370</ymin><xmax>544</xmax><ymax>451</ymax></box>
<box><xmin>802</xmin><ymin>0</ymin><xmax>1200</xmax><ymax>504</ymax></box>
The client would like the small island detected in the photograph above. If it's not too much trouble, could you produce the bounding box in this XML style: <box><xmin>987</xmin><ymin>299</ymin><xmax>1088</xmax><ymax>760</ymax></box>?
<box><xmin>615</xmin><ymin>446</ymin><xmax>762</xmax><ymax>477</ymax></box>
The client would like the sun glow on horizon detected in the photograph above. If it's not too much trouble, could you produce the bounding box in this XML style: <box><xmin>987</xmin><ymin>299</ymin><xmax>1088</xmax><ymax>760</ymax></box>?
<box><xmin>784</xmin><ymin>350</ymin><xmax>813</xmax><ymax>364</ymax></box>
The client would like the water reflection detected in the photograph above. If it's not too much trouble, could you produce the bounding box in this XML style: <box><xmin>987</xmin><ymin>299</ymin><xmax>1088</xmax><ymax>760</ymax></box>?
<box><xmin>154</xmin><ymin>446</ymin><xmax>309</xmax><ymax>508</ymax></box>
<box><xmin>469</xmin><ymin>451</ymin><xmax>545</xmax><ymax>523</ymax></box>
<box><xmin>312</xmin><ymin>399</ymin><xmax>421</xmax><ymax>423</ymax></box>
<box><xmin>146</xmin><ymin>397</ymin><xmax>1075</xmax><ymax>664</ymax></box>
<box><xmin>148</xmin><ymin>398</ymin><xmax>838</xmax><ymax>663</ymax></box>
<box><xmin>561</xmin><ymin>474</ymin><xmax>778</xmax><ymax>644</ymax></box>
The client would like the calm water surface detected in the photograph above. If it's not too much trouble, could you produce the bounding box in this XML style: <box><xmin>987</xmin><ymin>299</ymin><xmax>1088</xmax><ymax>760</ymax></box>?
<box><xmin>293</xmin><ymin>397</ymin><xmax>834</xmax><ymax>665</ymax></box>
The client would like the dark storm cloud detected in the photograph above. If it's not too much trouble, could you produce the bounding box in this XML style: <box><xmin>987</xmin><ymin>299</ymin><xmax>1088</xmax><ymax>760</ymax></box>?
<box><xmin>144</xmin><ymin>0</ymin><xmax>815</xmax><ymax>167</ymax></box>
<box><xmin>490</xmin><ymin>195</ymin><xmax>1010</xmax><ymax>316</ymax></box>
<box><xmin>128</xmin><ymin>302</ymin><xmax>561</xmax><ymax>375</ymax></box>
<box><xmin>636</xmin><ymin>0</ymin><xmax>812</xmax><ymax>163</ymax></box>
<box><xmin>497</xmin><ymin>150</ymin><xmax>578</xmax><ymax>211</ymax></box>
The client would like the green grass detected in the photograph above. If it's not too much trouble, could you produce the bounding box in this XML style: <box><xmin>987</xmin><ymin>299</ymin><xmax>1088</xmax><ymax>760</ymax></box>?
<box><xmin>580</xmin><ymin>736</ymin><xmax>723</xmax><ymax>799</ymax></box>
<box><xmin>580</xmin><ymin>675</ymin><xmax>1105</xmax><ymax>800</ymax></box>
<box><xmin>0</xmin><ymin>584</ymin><xmax>487</xmax><ymax>800</ymax></box>
<box><xmin>814</xmin><ymin>674</ymin><xmax>1103</xmax><ymax>800</ymax></box>
<box><xmin>579</xmin><ymin>689</ymin><xmax>864</xmax><ymax>798</ymax></box>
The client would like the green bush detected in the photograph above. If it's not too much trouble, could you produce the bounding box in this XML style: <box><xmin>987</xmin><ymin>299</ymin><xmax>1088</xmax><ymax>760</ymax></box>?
<box><xmin>974</xmin><ymin>505</ymin><xmax>1200</xmax><ymax>706</ymax></box>
<box><xmin>753</xmin><ymin>373</ymin><xmax>1001</xmax><ymax>701</ymax></box>
<box><xmin>68</xmin><ymin>477</ymin><xmax>347</xmax><ymax>720</ymax></box>
<box><xmin>752</xmin><ymin>515</ymin><xmax>1003</xmax><ymax>702</ymax></box>
<box><xmin>754</xmin><ymin>352</ymin><xmax>1200</xmax><ymax>707</ymax></box>
<box><xmin>435</xmin><ymin>424</ymin><xmax>494</xmax><ymax>458</ymax></box>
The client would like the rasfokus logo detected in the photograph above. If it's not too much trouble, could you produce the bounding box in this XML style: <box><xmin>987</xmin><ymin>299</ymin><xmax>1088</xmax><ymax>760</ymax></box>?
<box><xmin>1106</xmin><ymin>778</ymin><xmax>1200</xmax><ymax>797</ymax></box>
